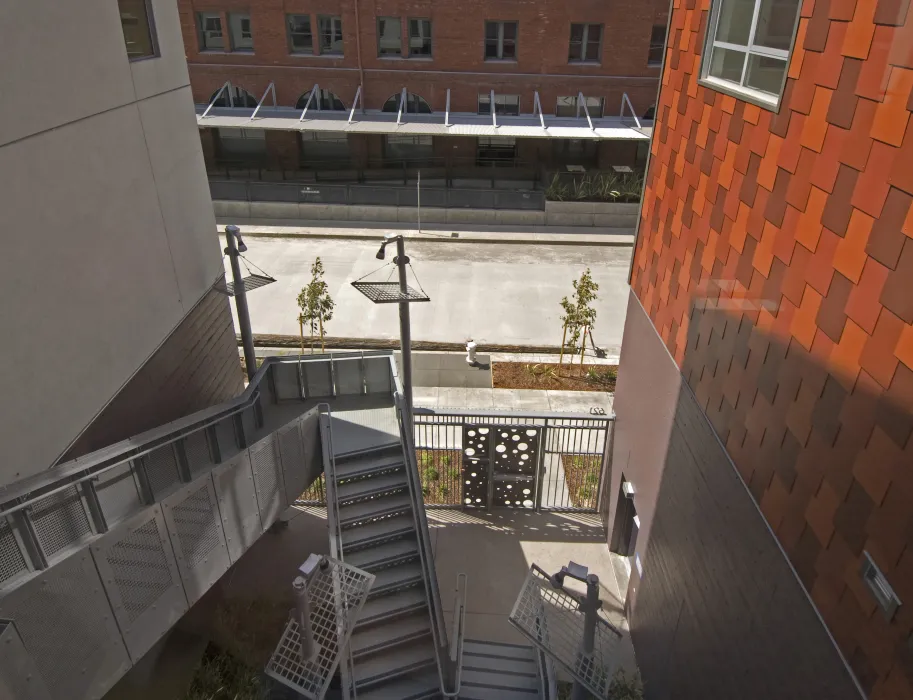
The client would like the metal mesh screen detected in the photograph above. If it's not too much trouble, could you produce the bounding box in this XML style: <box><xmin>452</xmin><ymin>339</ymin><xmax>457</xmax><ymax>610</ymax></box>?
<box><xmin>273</xmin><ymin>361</ymin><xmax>303</xmax><ymax>401</ymax></box>
<box><xmin>277</xmin><ymin>423</ymin><xmax>305</xmax><ymax>504</ymax></box>
<box><xmin>351</xmin><ymin>282</ymin><xmax>430</xmax><ymax>304</ymax></box>
<box><xmin>509</xmin><ymin>566</ymin><xmax>622</xmax><ymax>698</ymax></box>
<box><xmin>265</xmin><ymin>558</ymin><xmax>375</xmax><ymax>699</ymax></box>
<box><xmin>250</xmin><ymin>437</ymin><xmax>283</xmax><ymax>527</ymax></box>
<box><xmin>242</xmin><ymin>406</ymin><xmax>258</xmax><ymax>446</ymax></box>
<box><xmin>104</xmin><ymin>519</ymin><xmax>174</xmax><ymax>624</ymax></box>
<box><xmin>170</xmin><ymin>485</ymin><xmax>221</xmax><ymax>568</ymax></box>
<box><xmin>0</xmin><ymin>553</ymin><xmax>127</xmax><ymax>699</ymax></box>
<box><xmin>0</xmin><ymin>517</ymin><xmax>28</xmax><ymax>585</ymax></box>
<box><xmin>142</xmin><ymin>445</ymin><xmax>181</xmax><ymax>499</ymax></box>
<box><xmin>215</xmin><ymin>417</ymin><xmax>240</xmax><ymax>462</ymax></box>
<box><xmin>96</xmin><ymin>462</ymin><xmax>143</xmax><ymax>526</ymax></box>
<box><xmin>184</xmin><ymin>430</ymin><xmax>213</xmax><ymax>477</ymax></box>
<box><xmin>30</xmin><ymin>486</ymin><xmax>92</xmax><ymax>559</ymax></box>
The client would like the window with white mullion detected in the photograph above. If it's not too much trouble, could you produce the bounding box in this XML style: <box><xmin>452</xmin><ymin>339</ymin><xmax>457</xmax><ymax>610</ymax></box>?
<box><xmin>701</xmin><ymin>0</ymin><xmax>801</xmax><ymax>105</ymax></box>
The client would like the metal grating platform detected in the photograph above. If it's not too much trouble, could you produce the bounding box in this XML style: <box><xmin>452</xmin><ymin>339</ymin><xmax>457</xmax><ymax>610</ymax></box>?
<box><xmin>265</xmin><ymin>558</ymin><xmax>375</xmax><ymax>699</ymax></box>
<box><xmin>351</xmin><ymin>282</ymin><xmax>430</xmax><ymax>304</ymax></box>
<box><xmin>509</xmin><ymin>565</ymin><xmax>622</xmax><ymax>698</ymax></box>
<box><xmin>215</xmin><ymin>274</ymin><xmax>276</xmax><ymax>297</ymax></box>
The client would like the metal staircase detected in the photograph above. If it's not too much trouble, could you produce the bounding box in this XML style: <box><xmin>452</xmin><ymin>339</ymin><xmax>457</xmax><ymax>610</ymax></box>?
<box><xmin>459</xmin><ymin>640</ymin><xmax>544</xmax><ymax>700</ymax></box>
<box><xmin>323</xmin><ymin>403</ymin><xmax>450</xmax><ymax>699</ymax></box>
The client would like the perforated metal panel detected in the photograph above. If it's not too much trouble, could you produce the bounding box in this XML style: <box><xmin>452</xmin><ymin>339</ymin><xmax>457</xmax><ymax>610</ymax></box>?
<box><xmin>304</xmin><ymin>361</ymin><xmax>333</xmax><ymax>398</ymax></box>
<box><xmin>92</xmin><ymin>508</ymin><xmax>187</xmax><ymax>663</ymax></box>
<box><xmin>0</xmin><ymin>621</ymin><xmax>53</xmax><ymax>700</ymax></box>
<box><xmin>0</xmin><ymin>551</ymin><xmax>131</xmax><ymax>699</ymax></box>
<box><xmin>335</xmin><ymin>359</ymin><xmax>364</xmax><ymax>395</ymax></box>
<box><xmin>141</xmin><ymin>445</ymin><xmax>182</xmax><ymax>500</ymax></box>
<box><xmin>272</xmin><ymin>361</ymin><xmax>303</xmax><ymax>401</ymax></box>
<box><xmin>30</xmin><ymin>486</ymin><xmax>92</xmax><ymax>559</ymax></box>
<box><xmin>162</xmin><ymin>477</ymin><xmax>230</xmax><ymax>606</ymax></box>
<box><xmin>183</xmin><ymin>430</ymin><xmax>213</xmax><ymax>478</ymax></box>
<box><xmin>265</xmin><ymin>558</ymin><xmax>375</xmax><ymax>699</ymax></box>
<box><xmin>277</xmin><ymin>421</ymin><xmax>306</xmax><ymax>507</ymax></box>
<box><xmin>95</xmin><ymin>462</ymin><xmax>144</xmax><ymax>527</ymax></box>
<box><xmin>212</xmin><ymin>452</ymin><xmax>262</xmax><ymax>563</ymax></box>
<box><xmin>249</xmin><ymin>435</ymin><xmax>286</xmax><ymax>530</ymax></box>
<box><xmin>364</xmin><ymin>356</ymin><xmax>394</xmax><ymax>394</ymax></box>
<box><xmin>0</xmin><ymin>517</ymin><xmax>29</xmax><ymax>586</ymax></box>
<box><xmin>214</xmin><ymin>417</ymin><xmax>240</xmax><ymax>462</ymax></box>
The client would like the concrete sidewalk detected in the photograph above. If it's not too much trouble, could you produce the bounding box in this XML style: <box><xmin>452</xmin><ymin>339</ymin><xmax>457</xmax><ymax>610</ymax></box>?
<box><xmin>417</xmin><ymin>386</ymin><xmax>614</xmax><ymax>413</ymax></box>
<box><xmin>219</xmin><ymin>220</ymin><xmax>635</xmax><ymax>246</ymax></box>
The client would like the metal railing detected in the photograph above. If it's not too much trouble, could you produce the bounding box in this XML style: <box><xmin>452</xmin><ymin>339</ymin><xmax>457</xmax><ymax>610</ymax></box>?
<box><xmin>413</xmin><ymin>410</ymin><xmax>614</xmax><ymax>512</ymax></box>
<box><xmin>209</xmin><ymin>180</ymin><xmax>545</xmax><ymax>210</ymax></box>
<box><xmin>444</xmin><ymin>573</ymin><xmax>468</xmax><ymax>698</ymax></box>
<box><xmin>393</xmin><ymin>391</ymin><xmax>455</xmax><ymax>695</ymax></box>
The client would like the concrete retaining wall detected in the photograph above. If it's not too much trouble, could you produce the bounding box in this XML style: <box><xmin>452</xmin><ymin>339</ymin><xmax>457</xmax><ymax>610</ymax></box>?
<box><xmin>214</xmin><ymin>200</ymin><xmax>640</xmax><ymax>228</ymax></box>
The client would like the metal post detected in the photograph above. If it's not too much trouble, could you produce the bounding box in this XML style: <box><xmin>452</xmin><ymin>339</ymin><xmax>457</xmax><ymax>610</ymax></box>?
<box><xmin>571</xmin><ymin>573</ymin><xmax>601</xmax><ymax>700</ymax></box>
<box><xmin>225</xmin><ymin>225</ymin><xmax>257</xmax><ymax>381</ymax></box>
<box><xmin>395</xmin><ymin>237</ymin><xmax>414</xmax><ymax>430</ymax></box>
<box><xmin>417</xmin><ymin>170</ymin><xmax>422</xmax><ymax>235</ymax></box>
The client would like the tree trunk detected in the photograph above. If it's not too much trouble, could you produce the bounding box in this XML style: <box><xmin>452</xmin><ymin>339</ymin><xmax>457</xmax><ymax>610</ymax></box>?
<box><xmin>299</xmin><ymin>316</ymin><xmax>305</xmax><ymax>356</ymax></box>
<box><xmin>558</xmin><ymin>323</ymin><xmax>568</xmax><ymax>371</ymax></box>
<box><xmin>579</xmin><ymin>325</ymin><xmax>588</xmax><ymax>367</ymax></box>
<box><xmin>319</xmin><ymin>313</ymin><xmax>325</xmax><ymax>352</ymax></box>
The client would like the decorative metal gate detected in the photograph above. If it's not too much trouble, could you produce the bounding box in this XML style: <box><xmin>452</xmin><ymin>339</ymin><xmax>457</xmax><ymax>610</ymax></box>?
<box><xmin>462</xmin><ymin>424</ymin><xmax>542</xmax><ymax>509</ymax></box>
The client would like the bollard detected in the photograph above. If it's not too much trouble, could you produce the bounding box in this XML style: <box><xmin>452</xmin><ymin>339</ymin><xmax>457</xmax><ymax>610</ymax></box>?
<box><xmin>466</xmin><ymin>339</ymin><xmax>478</xmax><ymax>365</ymax></box>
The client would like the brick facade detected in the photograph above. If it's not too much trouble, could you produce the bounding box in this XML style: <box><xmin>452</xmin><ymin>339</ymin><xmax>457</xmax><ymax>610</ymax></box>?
<box><xmin>179</xmin><ymin>0</ymin><xmax>666</xmax><ymax>118</ymax></box>
<box><xmin>630</xmin><ymin>0</ymin><xmax>913</xmax><ymax>695</ymax></box>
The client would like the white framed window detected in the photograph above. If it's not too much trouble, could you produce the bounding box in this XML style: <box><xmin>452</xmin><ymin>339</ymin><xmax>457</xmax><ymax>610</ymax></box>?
<box><xmin>409</xmin><ymin>18</ymin><xmax>432</xmax><ymax>57</ymax></box>
<box><xmin>198</xmin><ymin>12</ymin><xmax>224</xmax><ymax>51</ymax></box>
<box><xmin>318</xmin><ymin>15</ymin><xmax>344</xmax><ymax>55</ymax></box>
<box><xmin>485</xmin><ymin>21</ymin><xmax>518</xmax><ymax>60</ymax></box>
<box><xmin>556</xmin><ymin>96</ymin><xmax>604</xmax><ymax>118</ymax></box>
<box><xmin>377</xmin><ymin>16</ymin><xmax>402</xmax><ymax>56</ymax></box>
<box><xmin>700</xmin><ymin>0</ymin><xmax>802</xmax><ymax>108</ymax></box>
<box><xmin>228</xmin><ymin>12</ymin><xmax>253</xmax><ymax>52</ymax></box>
<box><xmin>287</xmin><ymin>14</ymin><xmax>313</xmax><ymax>54</ymax></box>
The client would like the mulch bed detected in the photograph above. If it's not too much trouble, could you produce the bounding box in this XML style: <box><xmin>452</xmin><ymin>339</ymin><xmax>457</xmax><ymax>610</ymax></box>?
<box><xmin>492</xmin><ymin>362</ymin><xmax>617</xmax><ymax>392</ymax></box>
<box><xmin>561</xmin><ymin>454</ymin><xmax>602</xmax><ymax>509</ymax></box>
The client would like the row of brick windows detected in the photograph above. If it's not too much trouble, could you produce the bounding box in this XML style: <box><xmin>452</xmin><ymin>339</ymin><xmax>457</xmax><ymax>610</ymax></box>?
<box><xmin>196</xmin><ymin>12</ymin><xmax>668</xmax><ymax>67</ymax></box>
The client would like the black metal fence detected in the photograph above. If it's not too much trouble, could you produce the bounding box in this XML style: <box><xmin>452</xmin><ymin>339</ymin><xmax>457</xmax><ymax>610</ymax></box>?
<box><xmin>210</xmin><ymin>180</ymin><xmax>546</xmax><ymax>210</ymax></box>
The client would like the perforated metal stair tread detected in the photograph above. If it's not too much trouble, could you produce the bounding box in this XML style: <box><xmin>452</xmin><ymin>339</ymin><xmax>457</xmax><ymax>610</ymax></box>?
<box><xmin>460</xmin><ymin>653</ymin><xmax>537</xmax><ymax>675</ymax></box>
<box><xmin>341</xmin><ymin>514</ymin><xmax>415</xmax><ymax>549</ymax></box>
<box><xmin>463</xmin><ymin>640</ymin><xmax>539</xmax><ymax>661</ymax></box>
<box><xmin>355</xmin><ymin>667</ymin><xmax>440</xmax><ymax>700</ymax></box>
<box><xmin>351</xmin><ymin>611</ymin><xmax>432</xmax><ymax>657</ymax></box>
<box><xmin>353</xmin><ymin>637</ymin><xmax>437</xmax><ymax>687</ymax></box>
<box><xmin>339</xmin><ymin>493</ymin><xmax>413</xmax><ymax>526</ymax></box>
<box><xmin>335</xmin><ymin>454</ymin><xmax>405</xmax><ymax>481</ymax></box>
<box><xmin>337</xmin><ymin>473</ymin><xmax>409</xmax><ymax>502</ymax></box>
<box><xmin>370</xmin><ymin>561</ymin><xmax>424</xmax><ymax>594</ymax></box>
<box><xmin>356</xmin><ymin>587</ymin><xmax>428</xmax><ymax>628</ymax></box>
<box><xmin>461</xmin><ymin>668</ymin><xmax>539</xmax><ymax>692</ymax></box>
<box><xmin>345</xmin><ymin>536</ymin><xmax>420</xmax><ymax>571</ymax></box>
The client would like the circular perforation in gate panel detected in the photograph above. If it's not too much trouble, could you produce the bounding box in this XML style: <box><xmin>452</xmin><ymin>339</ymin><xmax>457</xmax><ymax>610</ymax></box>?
<box><xmin>493</xmin><ymin>426</ymin><xmax>539</xmax><ymax>477</ymax></box>
<box><xmin>494</xmin><ymin>479</ymin><xmax>535</xmax><ymax>509</ymax></box>
<box><xmin>462</xmin><ymin>425</ymin><xmax>490</xmax><ymax>507</ymax></box>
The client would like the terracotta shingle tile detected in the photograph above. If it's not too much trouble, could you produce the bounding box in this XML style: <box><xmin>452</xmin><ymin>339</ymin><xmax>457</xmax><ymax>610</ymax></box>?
<box><xmin>867</xmin><ymin>187</ymin><xmax>913</xmax><ymax>269</ymax></box>
<box><xmin>845</xmin><ymin>257</ymin><xmax>891</xmax><ymax>334</ymax></box>
<box><xmin>856</xmin><ymin>25</ymin><xmax>896</xmax><ymax>101</ymax></box>
<box><xmin>887</xmin><ymin>8</ymin><xmax>913</xmax><ymax>67</ymax></box>
<box><xmin>806</xmin><ymin>227</ymin><xmax>842</xmax><ymax>296</ymax></box>
<box><xmin>874</xmin><ymin>0</ymin><xmax>911</xmax><ymax>25</ymax></box>
<box><xmin>880</xmin><ymin>238</ymin><xmax>913</xmax><ymax>323</ymax></box>
<box><xmin>850</xmin><ymin>140</ymin><xmax>896</xmax><ymax>218</ymax></box>
<box><xmin>860</xmin><ymin>307</ymin><xmax>906</xmax><ymax>388</ymax></box>
<box><xmin>828</xmin><ymin>57</ymin><xmax>864</xmax><ymax>128</ymax></box>
<box><xmin>889</xmin><ymin>120</ymin><xmax>913</xmax><ymax>195</ymax></box>
<box><xmin>842</xmin><ymin>0</ymin><xmax>878</xmax><ymax>58</ymax></box>
<box><xmin>796</xmin><ymin>186</ymin><xmax>829</xmax><ymax>251</ymax></box>
<box><xmin>811</xmin><ymin>124</ymin><xmax>849</xmax><ymax>194</ymax></box>
<box><xmin>896</xmin><ymin>323</ymin><xmax>913</xmax><ymax>371</ymax></box>
<box><xmin>822</xmin><ymin>164</ymin><xmax>861</xmax><ymax>235</ymax></box>
<box><xmin>792</xmin><ymin>284</ymin><xmax>824</xmax><ymax>350</ymax></box>
<box><xmin>871</xmin><ymin>66</ymin><xmax>913</xmax><ymax>146</ymax></box>
<box><xmin>834</xmin><ymin>208</ymin><xmax>873</xmax><ymax>283</ymax></box>
<box><xmin>831</xmin><ymin>318</ymin><xmax>870</xmax><ymax>390</ymax></box>
<box><xmin>817</xmin><ymin>271</ymin><xmax>854</xmax><ymax>342</ymax></box>
<box><xmin>804</xmin><ymin>0</ymin><xmax>833</xmax><ymax>51</ymax></box>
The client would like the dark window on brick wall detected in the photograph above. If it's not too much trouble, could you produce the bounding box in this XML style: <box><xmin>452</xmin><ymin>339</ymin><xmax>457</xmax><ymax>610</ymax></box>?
<box><xmin>198</xmin><ymin>12</ymin><xmax>224</xmax><ymax>51</ymax></box>
<box><xmin>377</xmin><ymin>16</ymin><xmax>402</xmax><ymax>56</ymax></box>
<box><xmin>648</xmin><ymin>24</ymin><xmax>666</xmax><ymax>66</ymax></box>
<box><xmin>478</xmin><ymin>93</ymin><xmax>520</xmax><ymax>116</ymax></box>
<box><xmin>318</xmin><ymin>15</ymin><xmax>344</xmax><ymax>55</ymax></box>
<box><xmin>485</xmin><ymin>21</ymin><xmax>517</xmax><ymax>60</ymax></box>
<box><xmin>227</xmin><ymin>12</ymin><xmax>253</xmax><ymax>52</ymax></box>
<box><xmin>287</xmin><ymin>14</ymin><xmax>313</xmax><ymax>54</ymax></box>
<box><xmin>118</xmin><ymin>0</ymin><xmax>158</xmax><ymax>60</ymax></box>
<box><xmin>409</xmin><ymin>18</ymin><xmax>432</xmax><ymax>57</ymax></box>
<box><xmin>569</xmin><ymin>23</ymin><xmax>602</xmax><ymax>62</ymax></box>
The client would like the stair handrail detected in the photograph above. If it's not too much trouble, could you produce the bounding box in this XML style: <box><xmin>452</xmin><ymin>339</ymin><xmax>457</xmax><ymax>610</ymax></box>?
<box><xmin>393</xmin><ymin>391</ymin><xmax>453</xmax><ymax>695</ymax></box>
<box><xmin>444</xmin><ymin>573</ymin><xmax>468</xmax><ymax>698</ymax></box>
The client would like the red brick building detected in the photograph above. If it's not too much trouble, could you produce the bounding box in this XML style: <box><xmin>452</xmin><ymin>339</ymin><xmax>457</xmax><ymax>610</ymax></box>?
<box><xmin>177</xmin><ymin>0</ymin><xmax>668</xmax><ymax>180</ymax></box>
<box><xmin>611</xmin><ymin>0</ymin><xmax>913</xmax><ymax>697</ymax></box>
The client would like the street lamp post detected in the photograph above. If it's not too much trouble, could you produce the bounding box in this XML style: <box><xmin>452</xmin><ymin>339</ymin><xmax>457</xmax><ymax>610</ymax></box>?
<box><xmin>394</xmin><ymin>235</ymin><xmax>414</xmax><ymax>425</ymax></box>
<box><xmin>224</xmin><ymin>225</ymin><xmax>257</xmax><ymax>381</ymax></box>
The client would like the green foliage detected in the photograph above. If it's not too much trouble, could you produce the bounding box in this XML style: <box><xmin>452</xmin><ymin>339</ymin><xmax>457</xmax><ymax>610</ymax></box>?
<box><xmin>545</xmin><ymin>172</ymin><xmax>644</xmax><ymax>203</ymax></box>
<box><xmin>525</xmin><ymin>363</ymin><xmax>559</xmax><ymax>382</ymax></box>
<box><xmin>608</xmin><ymin>670</ymin><xmax>645</xmax><ymax>699</ymax></box>
<box><xmin>297</xmin><ymin>257</ymin><xmax>335</xmax><ymax>351</ymax></box>
<box><xmin>560</xmin><ymin>269</ymin><xmax>600</xmax><ymax>359</ymax></box>
<box><xmin>446</xmin><ymin>467</ymin><xmax>461</xmax><ymax>481</ymax></box>
<box><xmin>426</xmin><ymin>467</ymin><xmax>440</xmax><ymax>481</ymax></box>
<box><xmin>586</xmin><ymin>365</ymin><xmax>618</xmax><ymax>385</ymax></box>
<box><xmin>184</xmin><ymin>646</ymin><xmax>264</xmax><ymax>700</ymax></box>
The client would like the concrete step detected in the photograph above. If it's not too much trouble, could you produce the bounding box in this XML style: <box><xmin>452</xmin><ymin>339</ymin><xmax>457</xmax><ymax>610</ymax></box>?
<box><xmin>353</xmin><ymin>638</ymin><xmax>437</xmax><ymax>690</ymax></box>
<box><xmin>337</xmin><ymin>472</ymin><xmax>408</xmax><ymax>503</ymax></box>
<box><xmin>351</xmin><ymin>611</ymin><xmax>431</xmax><ymax>659</ymax></box>
<box><xmin>370</xmin><ymin>561</ymin><xmax>424</xmax><ymax>596</ymax></box>
<box><xmin>341</xmin><ymin>514</ymin><xmax>415</xmax><ymax>550</ymax></box>
<box><xmin>339</xmin><ymin>493</ymin><xmax>412</xmax><ymax>527</ymax></box>
<box><xmin>355</xmin><ymin>667</ymin><xmax>440</xmax><ymax>700</ymax></box>
<box><xmin>356</xmin><ymin>587</ymin><xmax>428</xmax><ymax>629</ymax></box>
<box><xmin>345</xmin><ymin>536</ymin><xmax>419</xmax><ymax>572</ymax></box>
